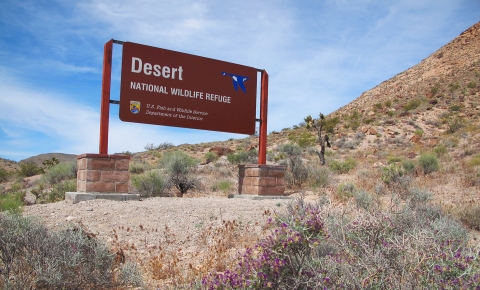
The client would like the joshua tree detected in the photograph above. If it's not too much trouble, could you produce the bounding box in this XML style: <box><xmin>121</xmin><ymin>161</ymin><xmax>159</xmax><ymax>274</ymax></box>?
<box><xmin>305</xmin><ymin>113</ymin><xmax>331</xmax><ymax>165</ymax></box>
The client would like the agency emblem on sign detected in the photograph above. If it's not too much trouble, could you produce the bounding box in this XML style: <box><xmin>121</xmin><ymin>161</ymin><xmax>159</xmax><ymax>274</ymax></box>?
<box><xmin>130</xmin><ymin>101</ymin><xmax>141</xmax><ymax>114</ymax></box>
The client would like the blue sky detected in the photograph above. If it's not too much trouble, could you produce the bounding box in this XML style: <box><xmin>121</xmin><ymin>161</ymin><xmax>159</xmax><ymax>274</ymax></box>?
<box><xmin>0</xmin><ymin>0</ymin><xmax>479</xmax><ymax>161</ymax></box>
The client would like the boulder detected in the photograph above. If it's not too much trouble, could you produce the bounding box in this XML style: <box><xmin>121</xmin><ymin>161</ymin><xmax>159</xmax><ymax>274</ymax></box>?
<box><xmin>209</xmin><ymin>146</ymin><xmax>233</xmax><ymax>156</ymax></box>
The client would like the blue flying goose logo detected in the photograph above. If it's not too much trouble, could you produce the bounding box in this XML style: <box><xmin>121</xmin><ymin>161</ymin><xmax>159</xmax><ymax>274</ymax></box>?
<box><xmin>222</xmin><ymin>72</ymin><xmax>248</xmax><ymax>93</ymax></box>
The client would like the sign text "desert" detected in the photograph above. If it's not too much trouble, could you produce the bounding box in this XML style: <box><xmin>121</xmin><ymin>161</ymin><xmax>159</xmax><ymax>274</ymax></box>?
<box><xmin>131</xmin><ymin>57</ymin><xmax>183</xmax><ymax>80</ymax></box>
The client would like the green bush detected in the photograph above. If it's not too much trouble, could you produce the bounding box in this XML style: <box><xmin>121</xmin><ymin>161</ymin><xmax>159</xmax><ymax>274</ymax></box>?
<box><xmin>403</xmin><ymin>99</ymin><xmax>421</xmax><ymax>111</ymax></box>
<box><xmin>288</xmin><ymin>130</ymin><xmax>316</xmax><ymax>147</ymax></box>
<box><xmin>447</xmin><ymin>118</ymin><xmax>463</xmax><ymax>133</ymax></box>
<box><xmin>402</xmin><ymin>159</ymin><xmax>416</xmax><ymax>173</ymax></box>
<box><xmin>19</xmin><ymin>162</ymin><xmax>43</xmax><ymax>177</ymax></box>
<box><xmin>381</xmin><ymin>163</ymin><xmax>406</xmax><ymax>185</ymax></box>
<box><xmin>467</xmin><ymin>154</ymin><xmax>480</xmax><ymax>167</ymax></box>
<box><xmin>131</xmin><ymin>170</ymin><xmax>168</xmax><ymax>197</ymax></box>
<box><xmin>354</xmin><ymin>190</ymin><xmax>378</xmax><ymax>211</ymax></box>
<box><xmin>227</xmin><ymin>150</ymin><xmax>257</xmax><ymax>164</ymax></box>
<box><xmin>211</xmin><ymin>180</ymin><xmax>233</xmax><ymax>194</ymax></box>
<box><xmin>279</xmin><ymin>144</ymin><xmax>309</xmax><ymax>188</ymax></box>
<box><xmin>458</xmin><ymin>205</ymin><xmax>480</xmax><ymax>230</ymax></box>
<box><xmin>129</xmin><ymin>161</ymin><xmax>151</xmax><ymax>174</ymax></box>
<box><xmin>0</xmin><ymin>212</ymin><xmax>142</xmax><ymax>289</ymax></box>
<box><xmin>336</xmin><ymin>182</ymin><xmax>357</xmax><ymax>201</ymax></box>
<box><xmin>418</xmin><ymin>153</ymin><xmax>439</xmax><ymax>174</ymax></box>
<box><xmin>309</xmin><ymin>166</ymin><xmax>331</xmax><ymax>190</ymax></box>
<box><xmin>324</xmin><ymin>116</ymin><xmax>340</xmax><ymax>134</ymax></box>
<box><xmin>0</xmin><ymin>192</ymin><xmax>24</xmax><ymax>213</ymax></box>
<box><xmin>0</xmin><ymin>168</ymin><xmax>12</xmax><ymax>183</ymax></box>
<box><xmin>434</xmin><ymin>145</ymin><xmax>448</xmax><ymax>157</ymax></box>
<box><xmin>42</xmin><ymin>162</ymin><xmax>76</xmax><ymax>185</ymax></box>
<box><xmin>48</xmin><ymin>179</ymin><xmax>76</xmax><ymax>203</ymax></box>
<box><xmin>328</xmin><ymin>158</ymin><xmax>356</xmax><ymax>174</ymax></box>
<box><xmin>205</xmin><ymin>152</ymin><xmax>218</xmax><ymax>164</ymax></box>
<box><xmin>387</xmin><ymin>156</ymin><xmax>402</xmax><ymax>164</ymax></box>
<box><xmin>158</xmin><ymin>151</ymin><xmax>198</xmax><ymax>196</ymax></box>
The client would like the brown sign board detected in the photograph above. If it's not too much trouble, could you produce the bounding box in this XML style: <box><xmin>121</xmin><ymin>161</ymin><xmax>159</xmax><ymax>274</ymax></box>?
<box><xmin>119</xmin><ymin>42</ymin><xmax>258</xmax><ymax>135</ymax></box>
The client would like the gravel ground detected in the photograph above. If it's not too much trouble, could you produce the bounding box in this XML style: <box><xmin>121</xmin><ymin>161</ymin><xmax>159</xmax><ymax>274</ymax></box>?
<box><xmin>23</xmin><ymin>196</ymin><xmax>291</xmax><ymax>287</ymax></box>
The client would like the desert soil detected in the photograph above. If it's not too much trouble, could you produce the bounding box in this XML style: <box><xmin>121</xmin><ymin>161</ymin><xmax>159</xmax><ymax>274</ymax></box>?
<box><xmin>22</xmin><ymin>196</ymin><xmax>292</xmax><ymax>286</ymax></box>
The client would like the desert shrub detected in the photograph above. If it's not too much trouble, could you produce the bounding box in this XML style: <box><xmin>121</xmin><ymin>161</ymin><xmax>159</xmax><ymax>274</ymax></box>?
<box><xmin>211</xmin><ymin>180</ymin><xmax>233</xmax><ymax>194</ymax></box>
<box><xmin>19</xmin><ymin>162</ymin><xmax>43</xmax><ymax>177</ymax></box>
<box><xmin>467</xmin><ymin>81</ymin><xmax>477</xmax><ymax>88</ymax></box>
<box><xmin>324</xmin><ymin>116</ymin><xmax>340</xmax><ymax>134</ymax></box>
<box><xmin>157</xmin><ymin>142</ymin><xmax>174</xmax><ymax>150</ymax></box>
<box><xmin>288</xmin><ymin>130</ymin><xmax>316</xmax><ymax>147</ymax></box>
<box><xmin>467</xmin><ymin>154</ymin><xmax>480</xmax><ymax>167</ymax></box>
<box><xmin>0</xmin><ymin>192</ymin><xmax>24</xmax><ymax>213</ymax></box>
<box><xmin>434</xmin><ymin>144</ymin><xmax>448</xmax><ymax>157</ymax></box>
<box><xmin>308</xmin><ymin>165</ymin><xmax>331</xmax><ymax>190</ymax></box>
<box><xmin>387</xmin><ymin>156</ymin><xmax>402</xmax><ymax>164</ymax></box>
<box><xmin>0</xmin><ymin>168</ymin><xmax>12</xmax><ymax>183</ymax></box>
<box><xmin>448</xmin><ymin>118</ymin><xmax>463</xmax><ymax>133</ymax></box>
<box><xmin>449</xmin><ymin>82</ymin><xmax>460</xmax><ymax>91</ymax></box>
<box><xmin>458</xmin><ymin>204</ymin><xmax>480</xmax><ymax>230</ymax></box>
<box><xmin>131</xmin><ymin>169</ymin><xmax>169</xmax><ymax>197</ymax></box>
<box><xmin>403</xmin><ymin>99</ymin><xmax>421</xmax><ymax>111</ymax></box>
<box><xmin>0</xmin><ymin>212</ymin><xmax>142</xmax><ymax>289</ymax></box>
<box><xmin>159</xmin><ymin>151</ymin><xmax>199</xmax><ymax>196</ymax></box>
<box><xmin>227</xmin><ymin>150</ymin><xmax>257</xmax><ymax>164</ymax></box>
<box><xmin>41</xmin><ymin>157</ymin><xmax>60</xmax><ymax>171</ymax></box>
<box><xmin>205</xmin><ymin>152</ymin><xmax>218</xmax><ymax>164</ymax></box>
<box><xmin>381</xmin><ymin>163</ymin><xmax>405</xmax><ymax>185</ymax></box>
<box><xmin>449</xmin><ymin>104</ymin><xmax>462</xmax><ymax>112</ymax></box>
<box><xmin>418</xmin><ymin>153</ymin><xmax>439</xmax><ymax>174</ymax></box>
<box><xmin>354</xmin><ymin>190</ymin><xmax>377</xmax><ymax>211</ymax></box>
<box><xmin>48</xmin><ymin>179</ymin><xmax>76</xmax><ymax>203</ymax></box>
<box><xmin>129</xmin><ymin>161</ymin><xmax>151</xmax><ymax>174</ymax></box>
<box><xmin>279</xmin><ymin>144</ymin><xmax>309</xmax><ymax>188</ymax></box>
<box><xmin>402</xmin><ymin>159</ymin><xmax>416</xmax><ymax>173</ymax></box>
<box><xmin>328</xmin><ymin>157</ymin><xmax>356</xmax><ymax>174</ymax></box>
<box><xmin>202</xmin><ymin>197</ymin><xmax>480</xmax><ymax>289</ymax></box>
<box><xmin>41</xmin><ymin>162</ymin><xmax>76</xmax><ymax>185</ymax></box>
<box><xmin>336</xmin><ymin>182</ymin><xmax>357</xmax><ymax>201</ymax></box>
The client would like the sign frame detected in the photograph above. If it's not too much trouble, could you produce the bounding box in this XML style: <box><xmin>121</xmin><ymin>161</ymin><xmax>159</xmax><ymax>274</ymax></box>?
<box><xmin>99</xmin><ymin>39</ymin><xmax>269</xmax><ymax>164</ymax></box>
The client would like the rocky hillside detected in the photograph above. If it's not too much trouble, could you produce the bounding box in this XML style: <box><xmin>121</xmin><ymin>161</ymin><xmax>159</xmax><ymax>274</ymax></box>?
<box><xmin>332</xmin><ymin>21</ymin><xmax>480</xmax><ymax>119</ymax></box>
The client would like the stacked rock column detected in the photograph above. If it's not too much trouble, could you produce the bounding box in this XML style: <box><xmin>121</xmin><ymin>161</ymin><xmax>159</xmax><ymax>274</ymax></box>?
<box><xmin>238</xmin><ymin>164</ymin><xmax>285</xmax><ymax>196</ymax></box>
<box><xmin>76</xmin><ymin>154</ymin><xmax>130</xmax><ymax>193</ymax></box>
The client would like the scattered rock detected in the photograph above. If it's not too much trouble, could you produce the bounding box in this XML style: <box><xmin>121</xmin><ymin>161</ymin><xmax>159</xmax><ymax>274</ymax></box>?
<box><xmin>373</xmin><ymin>162</ymin><xmax>385</xmax><ymax>168</ymax></box>
<box><xmin>66</xmin><ymin>216</ymin><xmax>76</xmax><ymax>222</ymax></box>
<box><xmin>407</xmin><ymin>152</ymin><xmax>417</xmax><ymax>159</ymax></box>
<box><xmin>399</xmin><ymin>112</ymin><xmax>413</xmax><ymax>118</ymax></box>
<box><xmin>86</xmin><ymin>207</ymin><xmax>93</xmax><ymax>211</ymax></box>
<box><xmin>23</xmin><ymin>175</ymin><xmax>42</xmax><ymax>189</ymax></box>
<box><xmin>369</xmin><ymin>128</ymin><xmax>377</xmax><ymax>135</ymax></box>
<box><xmin>410</xmin><ymin>135</ymin><xmax>421</xmax><ymax>143</ymax></box>
<box><xmin>24</xmin><ymin>191</ymin><xmax>37</xmax><ymax>205</ymax></box>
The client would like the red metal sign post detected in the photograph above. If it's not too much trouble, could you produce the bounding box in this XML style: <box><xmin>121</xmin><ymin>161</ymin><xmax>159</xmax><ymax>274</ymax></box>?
<box><xmin>258</xmin><ymin>70</ymin><xmax>269</xmax><ymax>164</ymax></box>
<box><xmin>99</xmin><ymin>40</ymin><xmax>113</xmax><ymax>154</ymax></box>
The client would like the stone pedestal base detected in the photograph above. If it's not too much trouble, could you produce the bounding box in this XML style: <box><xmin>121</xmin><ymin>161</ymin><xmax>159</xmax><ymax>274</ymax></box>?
<box><xmin>65</xmin><ymin>192</ymin><xmax>140</xmax><ymax>204</ymax></box>
<box><xmin>67</xmin><ymin>154</ymin><xmax>138</xmax><ymax>203</ymax></box>
<box><xmin>238</xmin><ymin>164</ymin><xmax>286</xmax><ymax>196</ymax></box>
